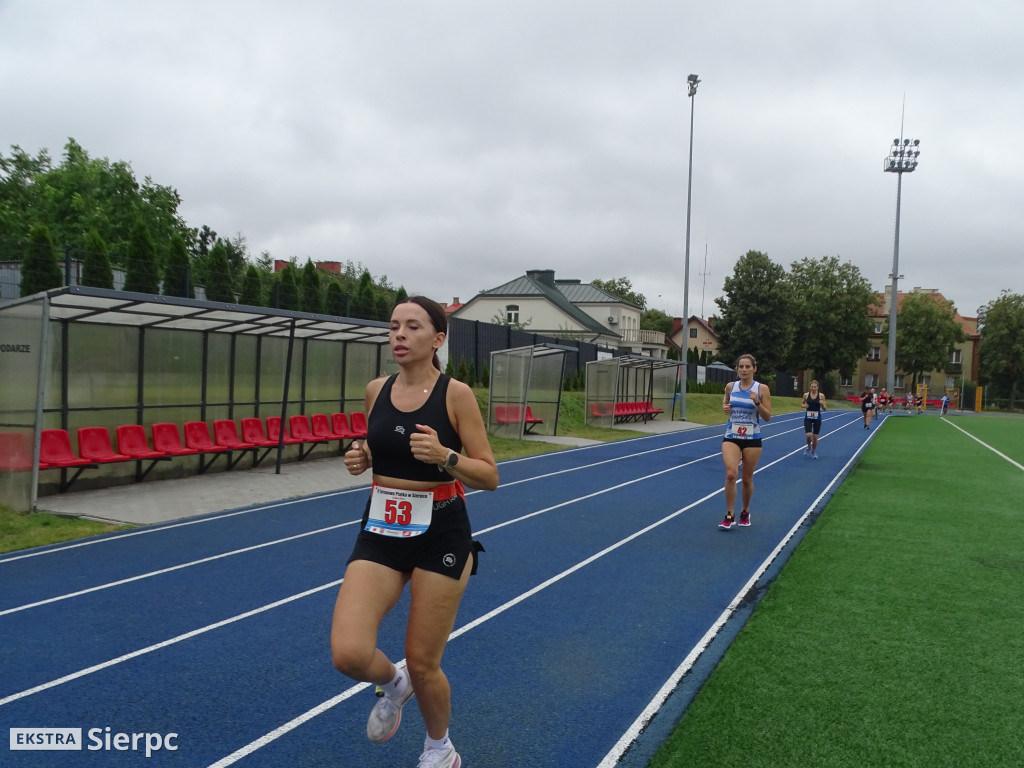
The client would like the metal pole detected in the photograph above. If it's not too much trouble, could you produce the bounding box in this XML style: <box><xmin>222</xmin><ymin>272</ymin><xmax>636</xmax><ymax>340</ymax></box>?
<box><xmin>681</xmin><ymin>74</ymin><xmax>699</xmax><ymax>421</ymax></box>
<box><xmin>886</xmin><ymin>171</ymin><xmax>902</xmax><ymax>396</ymax></box>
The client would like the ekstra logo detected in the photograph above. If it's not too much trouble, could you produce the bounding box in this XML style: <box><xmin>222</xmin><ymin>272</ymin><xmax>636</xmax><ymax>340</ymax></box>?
<box><xmin>9</xmin><ymin>728</ymin><xmax>82</xmax><ymax>750</ymax></box>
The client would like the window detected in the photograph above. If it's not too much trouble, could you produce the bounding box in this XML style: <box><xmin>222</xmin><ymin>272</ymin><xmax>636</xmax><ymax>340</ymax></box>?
<box><xmin>840</xmin><ymin>376</ymin><xmax>852</xmax><ymax>387</ymax></box>
<box><xmin>689</xmin><ymin>328</ymin><xmax>697</xmax><ymax>338</ymax></box>
<box><xmin>894</xmin><ymin>374</ymin><xmax>905</xmax><ymax>390</ymax></box>
<box><xmin>946</xmin><ymin>376</ymin><xmax>956</xmax><ymax>389</ymax></box>
<box><xmin>867</xmin><ymin>347</ymin><xmax>881</xmax><ymax>361</ymax></box>
<box><xmin>505</xmin><ymin>305</ymin><xmax>519</xmax><ymax>324</ymax></box>
<box><xmin>951</xmin><ymin>349</ymin><xmax>962</xmax><ymax>364</ymax></box>
<box><xmin>874</xmin><ymin>322</ymin><xmax>883</xmax><ymax>334</ymax></box>
<box><xmin>865</xmin><ymin>373</ymin><xmax>879</xmax><ymax>388</ymax></box>
<box><xmin>921</xmin><ymin>375</ymin><xmax>931</xmax><ymax>387</ymax></box>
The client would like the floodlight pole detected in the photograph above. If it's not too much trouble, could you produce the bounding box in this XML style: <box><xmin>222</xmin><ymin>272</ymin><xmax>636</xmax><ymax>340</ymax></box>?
<box><xmin>883</xmin><ymin>128</ymin><xmax>921</xmax><ymax>398</ymax></box>
<box><xmin>680</xmin><ymin>73</ymin><xmax>699</xmax><ymax>421</ymax></box>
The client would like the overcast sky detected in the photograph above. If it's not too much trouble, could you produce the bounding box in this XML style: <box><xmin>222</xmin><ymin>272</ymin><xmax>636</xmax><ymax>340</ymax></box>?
<box><xmin>2</xmin><ymin>1</ymin><xmax>1021</xmax><ymax>320</ymax></box>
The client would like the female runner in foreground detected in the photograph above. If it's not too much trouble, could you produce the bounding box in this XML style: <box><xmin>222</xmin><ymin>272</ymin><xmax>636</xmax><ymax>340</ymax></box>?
<box><xmin>720</xmin><ymin>354</ymin><xmax>772</xmax><ymax>530</ymax></box>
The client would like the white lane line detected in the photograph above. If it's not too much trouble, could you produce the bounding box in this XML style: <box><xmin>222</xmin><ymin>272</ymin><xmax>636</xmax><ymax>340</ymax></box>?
<box><xmin>0</xmin><ymin>580</ymin><xmax>341</xmax><ymax>708</ymax></box>
<box><xmin>941</xmin><ymin>417</ymin><xmax>1024</xmax><ymax>472</ymax></box>
<box><xmin>203</xmin><ymin>423</ymin><xmax>861</xmax><ymax>768</ymax></box>
<box><xmin>597</xmin><ymin>419</ymin><xmax>874</xmax><ymax>766</ymax></box>
<box><xmin>0</xmin><ymin>486</ymin><xmax>369</xmax><ymax>564</ymax></box>
<box><xmin>0</xmin><ymin>521</ymin><xmax>358</xmax><ymax>617</ymax></box>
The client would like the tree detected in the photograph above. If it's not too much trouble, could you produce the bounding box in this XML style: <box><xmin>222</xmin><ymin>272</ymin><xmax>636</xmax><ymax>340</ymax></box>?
<box><xmin>786</xmin><ymin>256</ymin><xmax>875</xmax><ymax>380</ymax></box>
<box><xmin>591</xmin><ymin>276</ymin><xmax>646</xmax><ymax>309</ymax></box>
<box><xmin>123</xmin><ymin>217</ymin><xmax>160</xmax><ymax>294</ymax></box>
<box><xmin>979</xmin><ymin>291</ymin><xmax>1024</xmax><ymax>408</ymax></box>
<box><xmin>300</xmin><ymin>259</ymin><xmax>323</xmax><ymax>314</ymax></box>
<box><xmin>81</xmin><ymin>228</ymin><xmax>114</xmax><ymax>289</ymax></box>
<box><xmin>325</xmin><ymin>281</ymin><xmax>347</xmax><ymax>316</ymax></box>
<box><xmin>239</xmin><ymin>264</ymin><xmax>264</xmax><ymax>307</ymax></box>
<box><xmin>163</xmin><ymin>233</ymin><xmax>193</xmax><ymax>298</ymax></box>
<box><xmin>640</xmin><ymin>308</ymin><xmax>673</xmax><ymax>335</ymax></box>
<box><xmin>20</xmin><ymin>223</ymin><xmax>62</xmax><ymax>296</ymax></box>
<box><xmin>886</xmin><ymin>291</ymin><xmax>966</xmax><ymax>389</ymax></box>
<box><xmin>275</xmin><ymin>264</ymin><xmax>300</xmax><ymax>311</ymax></box>
<box><xmin>204</xmin><ymin>241</ymin><xmax>235</xmax><ymax>302</ymax></box>
<box><xmin>714</xmin><ymin>250</ymin><xmax>794</xmax><ymax>375</ymax></box>
<box><xmin>351</xmin><ymin>269</ymin><xmax>375</xmax><ymax>319</ymax></box>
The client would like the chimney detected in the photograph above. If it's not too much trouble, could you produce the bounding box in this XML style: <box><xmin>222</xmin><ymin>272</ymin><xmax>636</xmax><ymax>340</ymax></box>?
<box><xmin>526</xmin><ymin>269</ymin><xmax>556</xmax><ymax>287</ymax></box>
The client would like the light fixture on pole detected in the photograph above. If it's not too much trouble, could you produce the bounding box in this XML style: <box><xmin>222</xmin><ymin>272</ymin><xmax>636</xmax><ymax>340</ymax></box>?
<box><xmin>883</xmin><ymin>134</ymin><xmax>921</xmax><ymax>397</ymax></box>
<box><xmin>680</xmin><ymin>73</ymin><xmax>699</xmax><ymax>421</ymax></box>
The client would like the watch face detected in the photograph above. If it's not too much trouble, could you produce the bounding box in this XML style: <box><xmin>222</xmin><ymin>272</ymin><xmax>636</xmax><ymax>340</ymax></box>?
<box><xmin>447</xmin><ymin>451</ymin><xmax>459</xmax><ymax>468</ymax></box>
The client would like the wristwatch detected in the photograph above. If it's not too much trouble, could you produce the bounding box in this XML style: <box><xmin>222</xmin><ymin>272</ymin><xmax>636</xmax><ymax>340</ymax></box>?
<box><xmin>444</xmin><ymin>450</ymin><xmax>459</xmax><ymax>470</ymax></box>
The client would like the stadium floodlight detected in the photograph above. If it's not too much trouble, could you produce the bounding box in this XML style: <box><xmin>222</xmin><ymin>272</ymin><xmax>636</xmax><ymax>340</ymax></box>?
<box><xmin>883</xmin><ymin>125</ymin><xmax>921</xmax><ymax>398</ymax></box>
<box><xmin>680</xmin><ymin>74</ymin><xmax>699</xmax><ymax>421</ymax></box>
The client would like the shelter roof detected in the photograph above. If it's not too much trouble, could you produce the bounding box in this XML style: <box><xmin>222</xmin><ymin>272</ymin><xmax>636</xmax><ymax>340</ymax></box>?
<box><xmin>29</xmin><ymin>286</ymin><xmax>391</xmax><ymax>343</ymax></box>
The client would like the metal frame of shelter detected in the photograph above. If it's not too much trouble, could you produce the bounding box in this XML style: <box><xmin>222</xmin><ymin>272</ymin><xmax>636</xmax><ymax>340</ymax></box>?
<box><xmin>585</xmin><ymin>355</ymin><xmax>684</xmax><ymax>428</ymax></box>
<box><xmin>486</xmin><ymin>343</ymin><xmax>575</xmax><ymax>440</ymax></box>
<box><xmin>0</xmin><ymin>285</ymin><xmax>390</xmax><ymax>511</ymax></box>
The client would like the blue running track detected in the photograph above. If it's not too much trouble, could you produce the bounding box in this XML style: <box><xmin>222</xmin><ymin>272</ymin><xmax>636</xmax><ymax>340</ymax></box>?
<box><xmin>1</xmin><ymin>410</ymin><xmax>881</xmax><ymax>767</ymax></box>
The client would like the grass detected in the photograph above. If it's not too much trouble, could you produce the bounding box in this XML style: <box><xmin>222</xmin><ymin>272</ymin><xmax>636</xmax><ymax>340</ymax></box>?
<box><xmin>0</xmin><ymin>505</ymin><xmax>128</xmax><ymax>554</ymax></box>
<box><xmin>651</xmin><ymin>414</ymin><xmax>1024</xmax><ymax>768</ymax></box>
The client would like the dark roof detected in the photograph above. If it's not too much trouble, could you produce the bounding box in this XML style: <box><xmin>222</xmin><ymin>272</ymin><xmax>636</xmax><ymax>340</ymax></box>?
<box><xmin>476</xmin><ymin>270</ymin><xmax>622</xmax><ymax>336</ymax></box>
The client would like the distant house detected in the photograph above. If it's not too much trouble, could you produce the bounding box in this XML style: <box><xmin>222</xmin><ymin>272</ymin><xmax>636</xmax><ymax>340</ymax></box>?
<box><xmin>452</xmin><ymin>269</ymin><xmax>671</xmax><ymax>357</ymax></box>
<box><xmin>668</xmin><ymin>315</ymin><xmax>719</xmax><ymax>361</ymax></box>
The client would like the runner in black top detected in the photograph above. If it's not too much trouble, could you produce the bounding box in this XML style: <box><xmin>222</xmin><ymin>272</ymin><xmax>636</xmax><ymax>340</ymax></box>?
<box><xmin>860</xmin><ymin>386</ymin><xmax>875</xmax><ymax>429</ymax></box>
<box><xmin>801</xmin><ymin>380</ymin><xmax>826</xmax><ymax>459</ymax></box>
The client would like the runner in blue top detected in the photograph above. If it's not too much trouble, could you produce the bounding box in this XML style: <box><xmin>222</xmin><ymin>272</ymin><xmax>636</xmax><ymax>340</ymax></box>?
<box><xmin>800</xmin><ymin>379</ymin><xmax>826</xmax><ymax>459</ymax></box>
<box><xmin>719</xmin><ymin>354</ymin><xmax>772</xmax><ymax>530</ymax></box>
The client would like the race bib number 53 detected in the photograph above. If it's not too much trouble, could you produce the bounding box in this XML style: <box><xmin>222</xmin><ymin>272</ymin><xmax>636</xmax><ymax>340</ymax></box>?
<box><xmin>366</xmin><ymin>486</ymin><xmax>433</xmax><ymax>537</ymax></box>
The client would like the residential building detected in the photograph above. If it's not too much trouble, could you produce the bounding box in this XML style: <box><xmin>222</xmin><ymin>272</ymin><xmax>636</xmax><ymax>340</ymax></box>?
<box><xmin>668</xmin><ymin>315</ymin><xmax>719</xmax><ymax>361</ymax></box>
<box><xmin>453</xmin><ymin>269</ymin><xmax>671</xmax><ymax>357</ymax></box>
<box><xmin>842</xmin><ymin>286</ymin><xmax>980</xmax><ymax>400</ymax></box>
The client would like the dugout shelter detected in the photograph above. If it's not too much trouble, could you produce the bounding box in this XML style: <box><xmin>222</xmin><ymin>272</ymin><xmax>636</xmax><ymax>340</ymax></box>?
<box><xmin>486</xmin><ymin>343</ymin><xmax>574</xmax><ymax>439</ymax></box>
<box><xmin>585</xmin><ymin>355</ymin><xmax>683</xmax><ymax>428</ymax></box>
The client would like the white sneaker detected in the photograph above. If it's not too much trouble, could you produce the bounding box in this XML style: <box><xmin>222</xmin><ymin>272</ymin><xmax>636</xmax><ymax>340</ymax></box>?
<box><xmin>366</xmin><ymin>674</ymin><xmax>414</xmax><ymax>743</ymax></box>
<box><xmin>418</xmin><ymin>744</ymin><xmax>461</xmax><ymax>768</ymax></box>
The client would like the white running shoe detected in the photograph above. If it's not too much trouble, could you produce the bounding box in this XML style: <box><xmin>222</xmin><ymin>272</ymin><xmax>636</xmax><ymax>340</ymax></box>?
<box><xmin>366</xmin><ymin>674</ymin><xmax>414</xmax><ymax>744</ymax></box>
<box><xmin>418</xmin><ymin>744</ymin><xmax>461</xmax><ymax>768</ymax></box>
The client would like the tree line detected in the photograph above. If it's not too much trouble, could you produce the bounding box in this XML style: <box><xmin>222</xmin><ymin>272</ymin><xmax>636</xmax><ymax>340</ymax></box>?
<box><xmin>1</xmin><ymin>139</ymin><xmax>405</xmax><ymax>320</ymax></box>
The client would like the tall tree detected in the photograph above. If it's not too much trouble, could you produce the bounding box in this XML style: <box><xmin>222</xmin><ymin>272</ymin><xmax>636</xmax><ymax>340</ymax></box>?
<box><xmin>204</xmin><ymin>241</ymin><xmax>235</xmax><ymax>302</ymax></box>
<box><xmin>786</xmin><ymin>255</ymin><xmax>875</xmax><ymax>380</ymax></box>
<box><xmin>325</xmin><ymin>281</ymin><xmax>347</xmax><ymax>316</ymax></box>
<box><xmin>275</xmin><ymin>264</ymin><xmax>300</xmax><ymax>311</ymax></box>
<box><xmin>352</xmin><ymin>269</ymin><xmax>375</xmax><ymax>319</ymax></box>
<box><xmin>123</xmin><ymin>217</ymin><xmax>160</xmax><ymax>294</ymax></box>
<box><xmin>300</xmin><ymin>259</ymin><xmax>323</xmax><ymax>314</ymax></box>
<box><xmin>20</xmin><ymin>223</ymin><xmax>62</xmax><ymax>296</ymax></box>
<box><xmin>164</xmin><ymin>233</ymin><xmax>194</xmax><ymax>299</ymax></box>
<box><xmin>239</xmin><ymin>264</ymin><xmax>264</xmax><ymax>307</ymax></box>
<box><xmin>979</xmin><ymin>291</ymin><xmax>1024</xmax><ymax>408</ymax></box>
<box><xmin>590</xmin><ymin>276</ymin><xmax>646</xmax><ymax>309</ymax></box>
<box><xmin>886</xmin><ymin>291</ymin><xmax>966</xmax><ymax>389</ymax></box>
<box><xmin>81</xmin><ymin>228</ymin><xmax>114</xmax><ymax>289</ymax></box>
<box><xmin>641</xmin><ymin>307</ymin><xmax>673</xmax><ymax>334</ymax></box>
<box><xmin>714</xmin><ymin>250</ymin><xmax>794</xmax><ymax>375</ymax></box>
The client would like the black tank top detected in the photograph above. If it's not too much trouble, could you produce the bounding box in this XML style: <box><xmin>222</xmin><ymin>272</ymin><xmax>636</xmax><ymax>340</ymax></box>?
<box><xmin>806</xmin><ymin>393</ymin><xmax>823</xmax><ymax>415</ymax></box>
<box><xmin>366</xmin><ymin>374</ymin><xmax>463</xmax><ymax>481</ymax></box>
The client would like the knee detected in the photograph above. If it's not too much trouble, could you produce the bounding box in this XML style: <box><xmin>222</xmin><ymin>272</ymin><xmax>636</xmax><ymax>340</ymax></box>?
<box><xmin>331</xmin><ymin>638</ymin><xmax>374</xmax><ymax>678</ymax></box>
<box><xmin>724</xmin><ymin>467</ymin><xmax>739</xmax><ymax>483</ymax></box>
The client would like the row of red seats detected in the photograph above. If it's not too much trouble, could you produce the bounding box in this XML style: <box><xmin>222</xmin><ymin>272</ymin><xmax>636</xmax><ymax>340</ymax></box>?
<box><xmin>589</xmin><ymin>401</ymin><xmax>663</xmax><ymax>423</ymax></box>
<box><xmin>493</xmin><ymin>404</ymin><xmax>544</xmax><ymax>433</ymax></box>
<box><xmin>0</xmin><ymin>412</ymin><xmax>366</xmax><ymax>491</ymax></box>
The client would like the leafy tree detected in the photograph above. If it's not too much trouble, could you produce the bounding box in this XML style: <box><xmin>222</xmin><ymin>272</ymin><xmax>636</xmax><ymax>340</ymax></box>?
<box><xmin>393</xmin><ymin>286</ymin><xmax>408</xmax><ymax>307</ymax></box>
<box><xmin>352</xmin><ymin>269</ymin><xmax>375</xmax><ymax>319</ymax></box>
<box><xmin>786</xmin><ymin>255</ymin><xmax>875</xmax><ymax>380</ymax></box>
<box><xmin>204</xmin><ymin>241</ymin><xmax>235</xmax><ymax>302</ymax></box>
<box><xmin>591</xmin><ymin>276</ymin><xmax>646</xmax><ymax>310</ymax></box>
<box><xmin>1</xmin><ymin>145</ymin><xmax>52</xmax><ymax>247</ymax></box>
<box><xmin>239</xmin><ymin>264</ymin><xmax>264</xmax><ymax>307</ymax></box>
<box><xmin>885</xmin><ymin>291</ymin><xmax>966</xmax><ymax>389</ymax></box>
<box><xmin>300</xmin><ymin>259</ymin><xmax>323</xmax><ymax>313</ymax></box>
<box><xmin>325</xmin><ymin>281</ymin><xmax>347</xmax><ymax>316</ymax></box>
<box><xmin>20</xmin><ymin>223</ymin><xmax>62</xmax><ymax>296</ymax></box>
<box><xmin>979</xmin><ymin>291</ymin><xmax>1024</xmax><ymax>408</ymax></box>
<box><xmin>123</xmin><ymin>217</ymin><xmax>160</xmax><ymax>294</ymax></box>
<box><xmin>81</xmin><ymin>228</ymin><xmax>114</xmax><ymax>289</ymax></box>
<box><xmin>163</xmin><ymin>233</ymin><xmax>194</xmax><ymax>298</ymax></box>
<box><xmin>641</xmin><ymin>307</ymin><xmax>673</xmax><ymax>334</ymax></box>
<box><xmin>275</xmin><ymin>264</ymin><xmax>300</xmax><ymax>311</ymax></box>
<box><xmin>714</xmin><ymin>250</ymin><xmax>794</xmax><ymax>375</ymax></box>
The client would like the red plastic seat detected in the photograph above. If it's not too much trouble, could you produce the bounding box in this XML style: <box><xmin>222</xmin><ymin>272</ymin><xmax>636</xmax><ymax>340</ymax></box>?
<box><xmin>77</xmin><ymin>427</ymin><xmax>131</xmax><ymax>463</ymax></box>
<box><xmin>214</xmin><ymin>419</ymin><xmax>255</xmax><ymax>450</ymax></box>
<box><xmin>348</xmin><ymin>411</ymin><xmax>368</xmax><ymax>439</ymax></box>
<box><xmin>313</xmin><ymin>413</ymin><xmax>347</xmax><ymax>440</ymax></box>
<box><xmin>240</xmin><ymin>418</ymin><xmax>278</xmax><ymax>447</ymax></box>
<box><xmin>0</xmin><ymin>431</ymin><xmax>37</xmax><ymax>471</ymax></box>
<box><xmin>289</xmin><ymin>415</ymin><xmax>326</xmax><ymax>443</ymax></box>
<box><xmin>115</xmin><ymin>425</ymin><xmax>168</xmax><ymax>459</ymax></box>
<box><xmin>183</xmin><ymin>421</ymin><xmax>230</xmax><ymax>453</ymax></box>
<box><xmin>39</xmin><ymin>429</ymin><xmax>93</xmax><ymax>467</ymax></box>
<box><xmin>151</xmin><ymin>423</ymin><xmax>200</xmax><ymax>456</ymax></box>
<box><xmin>330</xmin><ymin>412</ymin><xmax>355</xmax><ymax>439</ymax></box>
<box><xmin>266</xmin><ymin>416</ymin><xmax>303</xmax><ymax>445</ymax></box>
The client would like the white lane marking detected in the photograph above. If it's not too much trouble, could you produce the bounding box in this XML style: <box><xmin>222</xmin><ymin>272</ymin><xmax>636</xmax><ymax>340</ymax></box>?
<box><xmin>941</xmin><ymin>417</ymin><xmax>1024</xmax><ymax>472</ymax></box>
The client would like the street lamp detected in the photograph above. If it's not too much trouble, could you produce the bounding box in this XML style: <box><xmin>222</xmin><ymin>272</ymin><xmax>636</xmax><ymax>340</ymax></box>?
<box><xmin>680</xmin><ymin>73</ymin><xmax>699</xmax><ymax>421</ymax></box>
<box><xmin>883</xmin><ymin>135</ymin><xmax>921</xmax><ymax>398</ymax></box>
